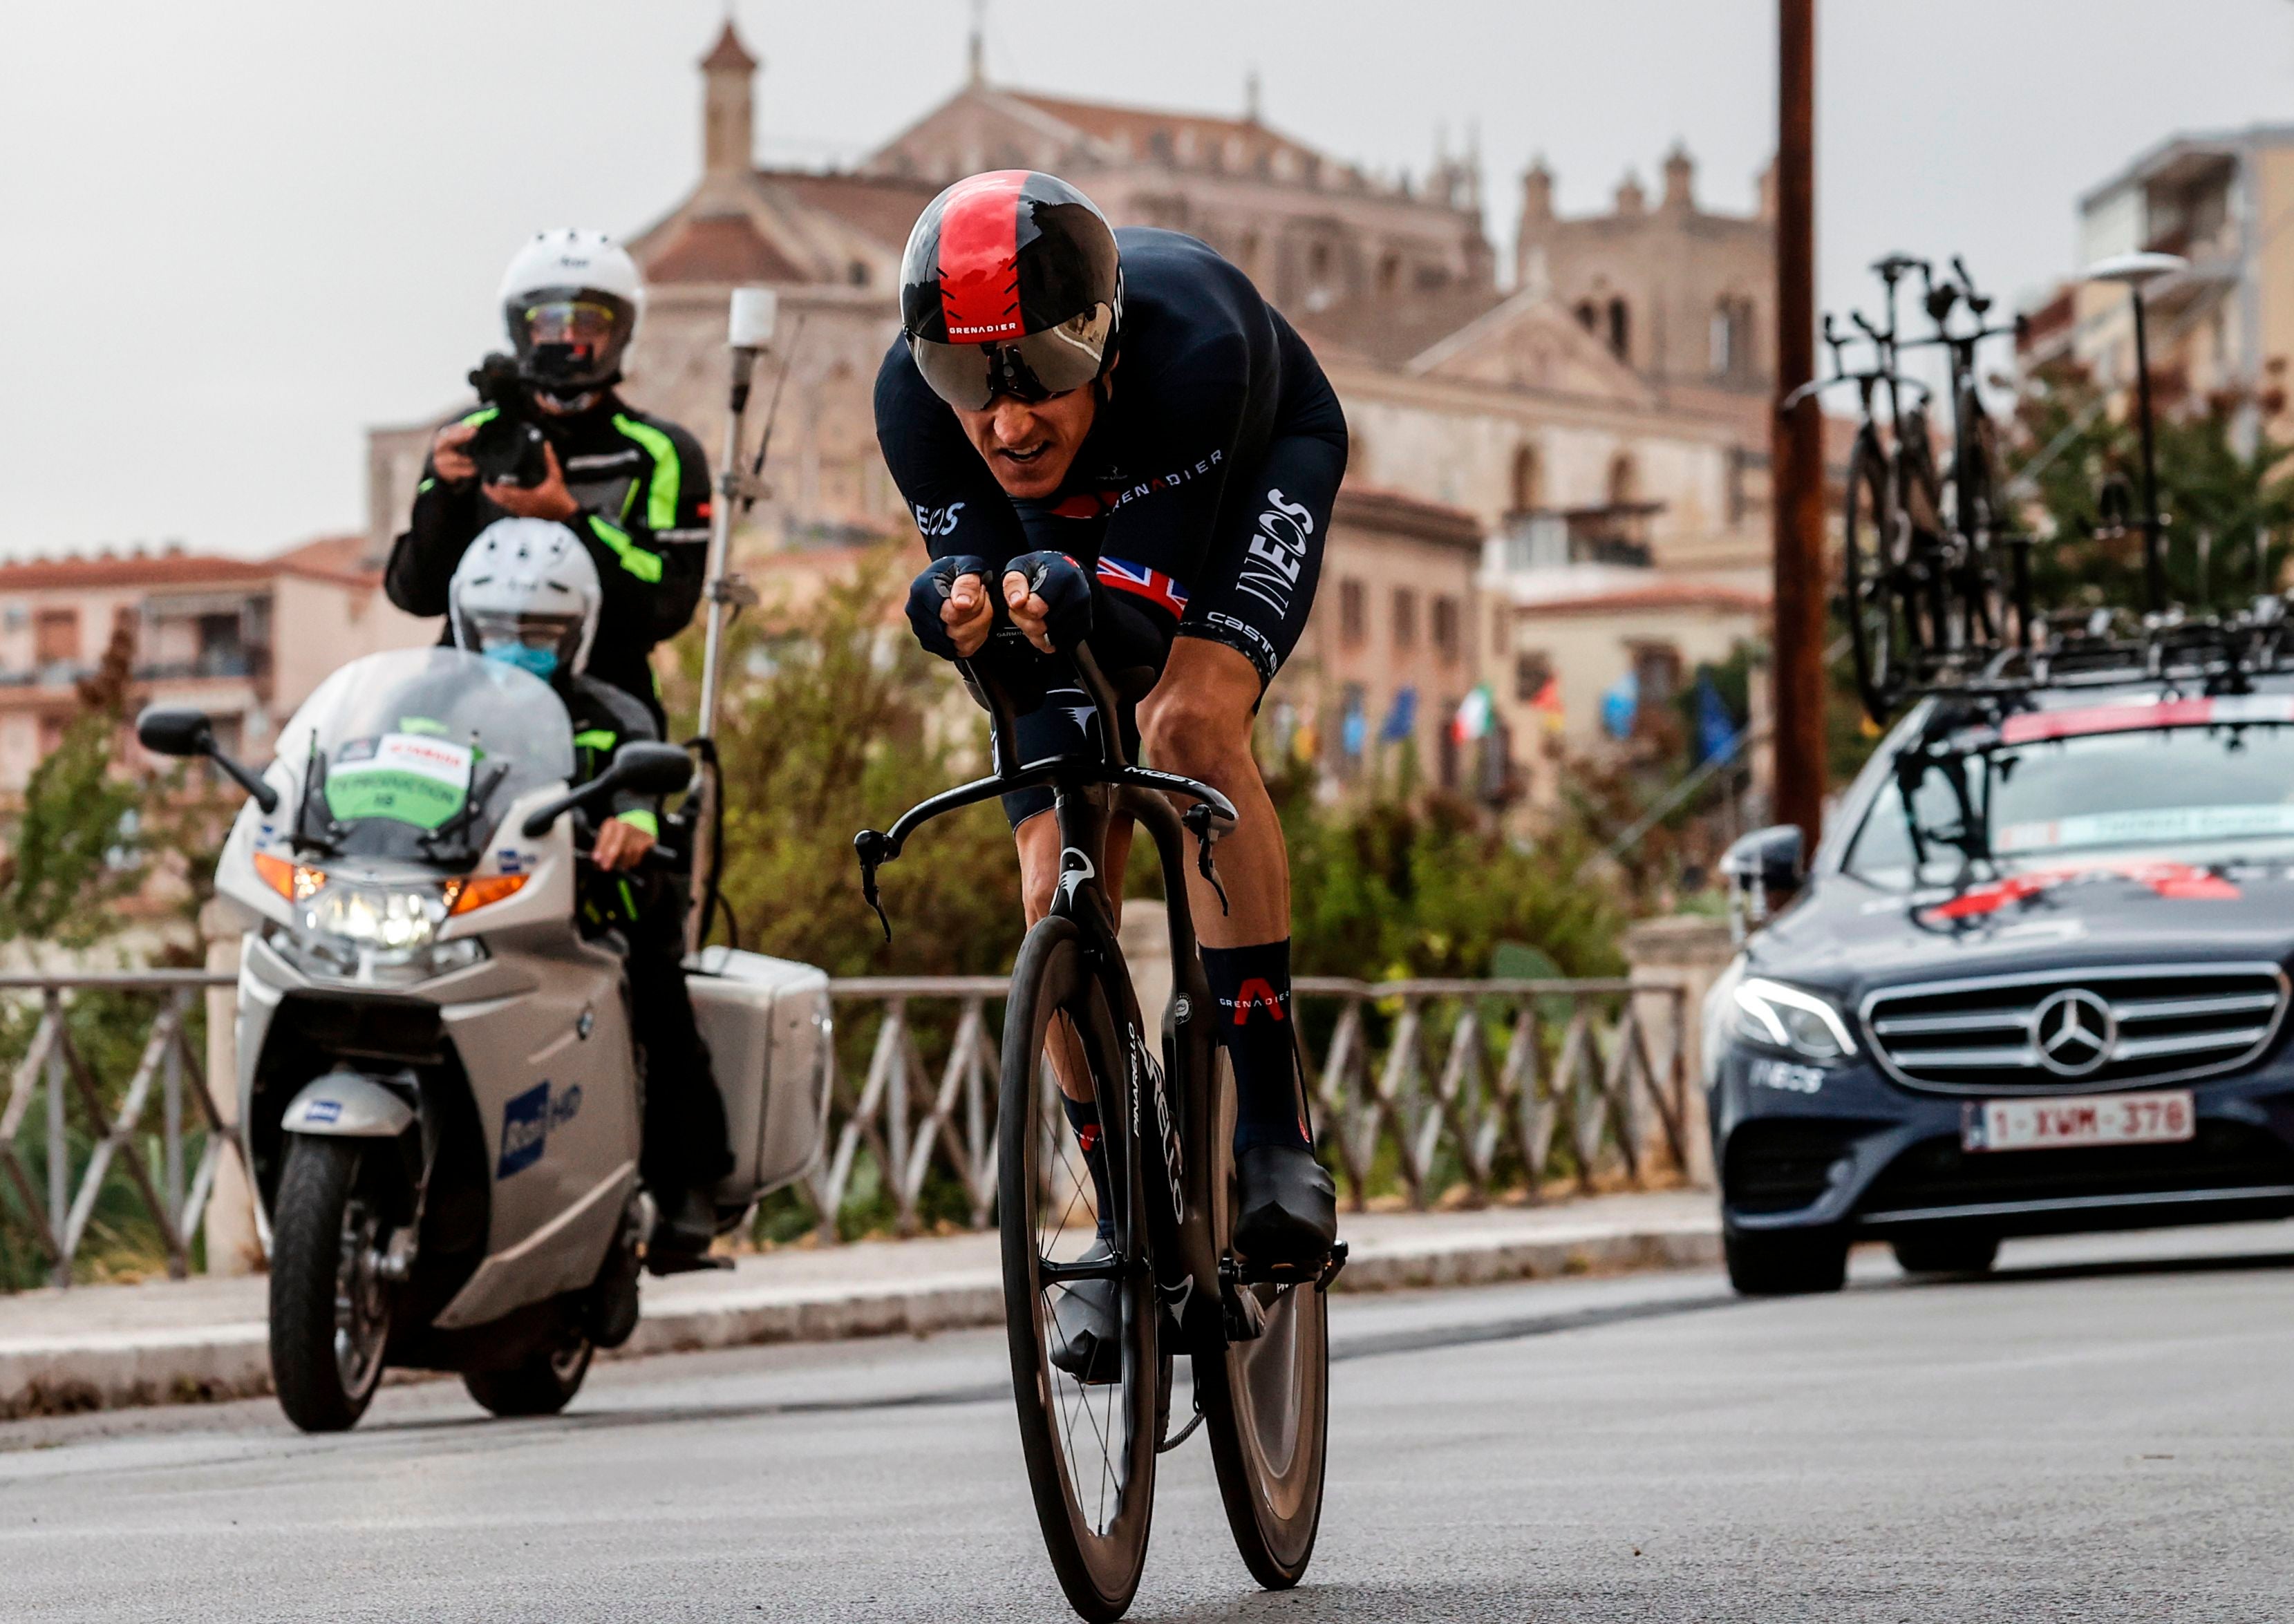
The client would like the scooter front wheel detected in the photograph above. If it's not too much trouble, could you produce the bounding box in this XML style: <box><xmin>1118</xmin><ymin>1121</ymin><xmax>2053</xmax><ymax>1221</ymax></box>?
<box><xmin>270</xmin><ymin>1137</ymin><xmax>395</xmax><ymax>1433</ymax></box>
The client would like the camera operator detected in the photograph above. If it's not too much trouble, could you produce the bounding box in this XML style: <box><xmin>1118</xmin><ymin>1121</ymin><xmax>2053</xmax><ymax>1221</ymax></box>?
<box><xmin>387</xmin><ymin>229</ymin><xmax>711</xmax><ymax>732</ymax></box>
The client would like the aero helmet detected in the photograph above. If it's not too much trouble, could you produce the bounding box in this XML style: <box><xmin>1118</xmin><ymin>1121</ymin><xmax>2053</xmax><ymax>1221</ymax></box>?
<box><xmin>899</xmin><ymin>171</ymin><xmax>1121</xmax><ymax>410</ymax></box>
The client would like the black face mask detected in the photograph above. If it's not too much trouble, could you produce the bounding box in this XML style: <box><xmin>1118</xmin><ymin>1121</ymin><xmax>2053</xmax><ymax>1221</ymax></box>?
<box><xmin>529</xmin><ymin>381</ymin><xmax>614</xmax><ymax>416</ymax></box>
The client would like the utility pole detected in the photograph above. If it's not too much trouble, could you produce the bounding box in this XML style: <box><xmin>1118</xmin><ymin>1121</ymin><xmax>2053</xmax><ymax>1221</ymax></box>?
<box><xmin>1771</xmin><ymin>0</ymin><xmax>1826</xmax><ymax>849</ymax></box>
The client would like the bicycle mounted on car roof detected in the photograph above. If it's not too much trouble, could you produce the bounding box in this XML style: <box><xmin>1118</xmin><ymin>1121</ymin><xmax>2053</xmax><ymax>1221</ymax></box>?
<box><xmin>853</xmin><ymin>636</ymin><xmax>1343</xmax><ymax>1623</ymax></box>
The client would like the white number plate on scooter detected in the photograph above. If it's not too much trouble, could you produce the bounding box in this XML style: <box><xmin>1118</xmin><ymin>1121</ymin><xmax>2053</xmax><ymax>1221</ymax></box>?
<box><xmin>1963</xmin><ymin>1090</ymin><xmax>2194</xmax><ymax>1153</ymax></box>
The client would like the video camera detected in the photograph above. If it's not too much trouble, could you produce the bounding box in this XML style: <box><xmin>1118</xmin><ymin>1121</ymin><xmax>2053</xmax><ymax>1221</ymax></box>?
<box><xmin>464</xmin><ymin>352</ymin><xmax>550</xmax><ymax>489</ymax></box>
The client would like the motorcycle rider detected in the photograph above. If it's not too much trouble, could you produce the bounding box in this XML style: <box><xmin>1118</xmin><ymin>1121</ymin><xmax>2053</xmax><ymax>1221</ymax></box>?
<box><xmin>876</xmin><ymin>171</ymin><xmax>1345</xmax><ymax>1377</ymax></box>
<box><xmin>389</xmin><ymin>229</ymin><xmax>711</xmax><ymax>733</ymax></box>
<box><xmin>448</xmin><ymin>518</ymin><xmax>731</xmax><ymax>1261</ymax></box>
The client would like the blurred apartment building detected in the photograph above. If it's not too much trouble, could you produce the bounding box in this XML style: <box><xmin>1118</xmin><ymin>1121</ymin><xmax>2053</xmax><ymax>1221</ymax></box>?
<box><xmin>2024</xmin><ymin>124</ymin><xmax>2294</xmax><ymax>446</ymax></box>
<box><xmin>0</xmin><ymin>537</ymin><xmax>429</xmax><ymax>800</ymax></box>
<box><xmin>368</xmin><ymin>20</ymin><xmax>1780</xmax><ymax>806</ymax></box>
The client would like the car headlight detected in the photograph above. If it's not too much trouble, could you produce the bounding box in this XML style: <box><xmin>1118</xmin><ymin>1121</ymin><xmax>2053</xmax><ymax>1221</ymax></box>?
<box><xmin>1733</xmin><ymin>976</ymin><xmax>1858</xmax><ymax>1063</ymax></box>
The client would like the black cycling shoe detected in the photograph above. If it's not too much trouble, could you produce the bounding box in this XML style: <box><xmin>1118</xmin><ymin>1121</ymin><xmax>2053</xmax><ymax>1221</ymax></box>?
<box><xmin>1233</xmin><ymin>1143</ymin><xmax>1338</xmax><ymax>1269</ymax></box>
<box><xmin>1049</xmin><ymin>1239</ymin><xmax>1125</xmax><ymax>1385</ymax></box>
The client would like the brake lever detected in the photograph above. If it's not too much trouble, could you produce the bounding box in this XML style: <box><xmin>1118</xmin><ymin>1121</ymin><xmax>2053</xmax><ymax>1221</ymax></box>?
<box><xmin>853</xmin><ymin>829</ymin><xmax>894</xmax><ymax>943</ymax></box>
<box><xmin>1181</xmin><ymin>803</ymin><xmax>1231</xmax><ymax>916</ymax></box>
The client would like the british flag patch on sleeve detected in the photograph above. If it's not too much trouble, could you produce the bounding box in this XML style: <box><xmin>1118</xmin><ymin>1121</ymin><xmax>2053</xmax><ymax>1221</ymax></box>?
<box><xmin>1096</xmin><ymin>556</ymin><xmax>1190</xmax><ymax>618</ymax></box>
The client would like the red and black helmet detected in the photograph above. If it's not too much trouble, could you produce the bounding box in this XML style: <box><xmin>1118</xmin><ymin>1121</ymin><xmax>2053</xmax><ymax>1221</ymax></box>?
<box><xmin>899</xmin><ymin>170</ymin><xmax>1122</xmax><ymax>410</ymax></box>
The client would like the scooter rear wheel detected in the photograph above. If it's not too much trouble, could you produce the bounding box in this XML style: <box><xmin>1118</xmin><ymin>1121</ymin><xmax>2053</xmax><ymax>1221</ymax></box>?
<box><xmin>463</xmin><ymin>1334</ymin><xmax>594</xmax><ymax>1418</ymax></box>
<box><xmin>270</xmin><ymin>1137</ymin><xmax>393</xmax><ymax>1433</ymax></box>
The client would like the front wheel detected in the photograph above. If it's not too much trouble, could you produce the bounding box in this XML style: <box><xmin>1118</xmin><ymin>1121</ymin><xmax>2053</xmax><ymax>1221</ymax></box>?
<box><xmin>270</xmin><ymin>1136</ymin><xmax>397</xmax><ymax>1433</ymax></box>
<box><xmin>999</xmin><ymin>917</ymin><xmax>1158</xmax><ymax>1623</ymax></box>
<box><xmin>1724</xmin><ymin>1226</ymin><xmax>1847</xmax><ymax>1296</ymax></box>
<box><xmin>1841</xmin><ymin>431</ymin><xmax>1911</xmax><ymax>723</ymax></box>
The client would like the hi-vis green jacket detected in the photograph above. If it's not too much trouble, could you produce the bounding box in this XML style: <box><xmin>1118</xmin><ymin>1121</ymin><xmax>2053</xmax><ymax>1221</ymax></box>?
<box><xmin>386</xmin><ymin>390</ymin><xmax>711</xmax><ymax>729</ymax></box>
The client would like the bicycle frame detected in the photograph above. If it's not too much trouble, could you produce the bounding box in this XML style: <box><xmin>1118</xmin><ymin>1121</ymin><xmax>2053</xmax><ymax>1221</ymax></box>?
<box><xmin>853</xmin><ymin>641</ymin><xmax>1260</xmax><ymax>1346</ymax></box>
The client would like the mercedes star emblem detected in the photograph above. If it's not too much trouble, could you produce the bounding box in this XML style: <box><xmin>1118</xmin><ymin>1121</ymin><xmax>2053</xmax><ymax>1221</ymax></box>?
<box><xmin>2031</xmin><ymin>988</ymin><xmax>2116</xmax><ymax>1077</ymax></box>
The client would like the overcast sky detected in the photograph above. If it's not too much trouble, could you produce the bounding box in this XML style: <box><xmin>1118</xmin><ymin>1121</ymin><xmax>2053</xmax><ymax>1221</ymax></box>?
<box><xmin>4</xmin><ymin>0</ymin><xmax>2293</xmax><ymax>563</ymax></box>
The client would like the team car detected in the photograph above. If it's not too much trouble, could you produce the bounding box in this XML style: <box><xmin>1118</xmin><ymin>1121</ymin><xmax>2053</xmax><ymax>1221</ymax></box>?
<box><xmin>1707</xmin><ymin>675</ymin><xmax>2294</xmax><ymax>1294</ymax></box>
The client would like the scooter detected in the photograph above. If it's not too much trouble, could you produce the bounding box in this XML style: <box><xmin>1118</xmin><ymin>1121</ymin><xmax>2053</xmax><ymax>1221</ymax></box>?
<box><xmin>136</xmin><ymin>645</ymin><xmax>829</xmax><ymax>1431</ymax></box>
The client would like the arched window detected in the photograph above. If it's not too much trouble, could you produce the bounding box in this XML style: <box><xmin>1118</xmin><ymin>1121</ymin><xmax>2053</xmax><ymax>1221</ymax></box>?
<box><xmin>1510</xmin><ymin>443</ymin><xmax>1543</xmax><ymax>515</ymax></box>
<box><xmin>1607</xmin><ymin>451</ymin><xmax>1638</xmax><ymax>509</ymax></box>
<box><xmin>1574</xmin><ymin>300</ymin><xmax>1599</xmax><ymax>333</ymax></box>
<box><xmin>1378</xmin><ymin>252</ymin><xmax>1402</xmax><ymax>296</ymax></box>
<box><xmin>1710</xmin><ymin>294</ymin><xmax>1754</xmax><ymax>379</ymax></box>
<box><xmin>1606</xmin><ymin>297</ymin><xmax>1630</xmax><ymax>361</ymax></box>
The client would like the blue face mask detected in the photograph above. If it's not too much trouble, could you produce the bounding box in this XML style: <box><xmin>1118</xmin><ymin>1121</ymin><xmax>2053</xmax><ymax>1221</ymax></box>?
<box><xmin>482</xmin><ymin>643</ymin><xmax>559</xmax><ymax>681</ymax></box>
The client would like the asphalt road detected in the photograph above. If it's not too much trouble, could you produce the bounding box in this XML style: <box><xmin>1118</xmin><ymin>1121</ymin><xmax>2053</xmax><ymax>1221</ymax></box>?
<box><xmin>7</xmin><ymin>1225</ymin><xmax>2294</xmax><ymax>1624</ymax></box>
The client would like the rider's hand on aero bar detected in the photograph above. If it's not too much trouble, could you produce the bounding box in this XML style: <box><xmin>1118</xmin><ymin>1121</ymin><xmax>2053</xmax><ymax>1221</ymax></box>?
<box><xmin>904</xmin><ymin>551</ymin><xmax>1094</xmax><ymax>661</ymax></box>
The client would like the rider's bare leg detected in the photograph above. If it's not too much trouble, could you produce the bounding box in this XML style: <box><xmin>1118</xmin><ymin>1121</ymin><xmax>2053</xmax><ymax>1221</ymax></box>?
<box><xmin>1134</xmin><ymin>639</ymin><xmax>1288</xmax><ymax>947</ymax></box>
<box><xmin>1143</xmin><ymin>640</ymin><xmax>1319</xmax><ymax>1172</ymax></box>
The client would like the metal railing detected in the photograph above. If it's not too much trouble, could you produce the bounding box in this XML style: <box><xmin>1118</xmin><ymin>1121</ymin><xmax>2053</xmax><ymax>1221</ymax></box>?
<box><xmin>1</xmin><ymin>970</ymin><xmax>1690</xmax><ymax>1283</ymax></box>
<box><xmin>0</xmin><ymin>971</ymin><xmax>244</xmax><ymax>1290</ymax></box>
<box><xmin>808</xmin><ymin>975</ymin><xmax>1691</xmax><ymax>1238</ymax></box>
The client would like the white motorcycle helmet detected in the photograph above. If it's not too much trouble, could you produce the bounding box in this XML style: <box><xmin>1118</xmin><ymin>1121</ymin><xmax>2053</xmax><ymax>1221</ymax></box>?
<box><xmin>449</xmin><ymin>518</ymin><xmax>601</xmax><ymax>685</ymax></box>
<box><xmin>498</xmin><ymin>228</ymin><xmax>643</xmax><ymax>401</ymax></box>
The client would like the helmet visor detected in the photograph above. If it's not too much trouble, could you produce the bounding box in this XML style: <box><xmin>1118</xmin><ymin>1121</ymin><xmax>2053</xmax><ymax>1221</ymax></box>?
<box><xmin>513</xmin><ymin>297</ymin><xmax>630</xmax><ymax>388</ymax></box>
<box><xmin>909</xmin><ymin>303</ymin><xmax>1115</xmax><ymax>410</ymax></box>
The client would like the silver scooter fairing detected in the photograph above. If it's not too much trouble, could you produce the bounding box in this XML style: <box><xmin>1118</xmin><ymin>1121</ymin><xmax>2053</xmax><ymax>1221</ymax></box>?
<box><xmin>221</xmin><ymin>648</ymin><xmax>827</xmax><ymax>1365</ymax></box>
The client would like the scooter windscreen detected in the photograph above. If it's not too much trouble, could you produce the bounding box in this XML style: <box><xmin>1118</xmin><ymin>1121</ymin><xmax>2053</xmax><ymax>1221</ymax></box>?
<box><xmin>272</xmin><ymin>646</ymin><xmax>576</xmax><ymax>867</ymax></box>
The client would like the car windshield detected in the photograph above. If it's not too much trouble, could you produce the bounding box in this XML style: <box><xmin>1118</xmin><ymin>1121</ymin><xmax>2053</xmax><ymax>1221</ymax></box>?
<box><xmin>1844</xmin><ymin>695</ymin><xmax>2294</xmax><ymax>887</ymax></box>
<box><xmin>272</xmin><ymin>647</ymin><xmax>574</xmax><ymax>865</ymax></box>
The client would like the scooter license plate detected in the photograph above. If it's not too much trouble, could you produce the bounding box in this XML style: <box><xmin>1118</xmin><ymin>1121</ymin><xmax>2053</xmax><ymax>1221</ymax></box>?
<box><xmin>1962</xmin><ymin>1090</ymin><xmax>2195</xmax><ymax>1153</ymax></box>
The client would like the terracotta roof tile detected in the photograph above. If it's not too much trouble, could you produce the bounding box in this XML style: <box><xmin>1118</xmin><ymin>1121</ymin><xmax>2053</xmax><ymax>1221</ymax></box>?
<box><xmin>646</xmin><ymin>212</ymin><xmax>808</xmax><ymax>285</ymax></box>
<box><xmin>1005</xmin><ymin>91</ymin><xmax>1323</xmax><ymax>171</ymax></box>
<box><xmin>758</xmin><ymin>171</ymin><xmax>941</xmax><ymax>252</ymax></box>
<box><xmin>1333</xmin><ymin>481</ymin><xmax>1483</xmax><ymax>548</ymax></box>
<box><xmin>0</xmin><ymin>552</ymin><xmax>272</xmax><ymax>592</ymax></box>
<box><xmin>1512</xmin><ymin>581</ymin><xmax>1771</xmax><ymax>616</ymax></box>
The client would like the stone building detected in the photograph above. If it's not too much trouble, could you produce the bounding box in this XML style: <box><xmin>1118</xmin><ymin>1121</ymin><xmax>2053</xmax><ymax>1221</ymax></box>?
<box><xmin>2022</xmin><ymin>124</ymin><xmax>2294</xmax><ymax>449</ymax></box>
<box><xmin>1514</xmin><ymin>149</ymin><xmax>1777</xmax><ymax>406</ymax></box>
<box><xmin>363</xmin><ymin>19</ymin><xmax>1780</xmax><ymax>793</ymax></box>
<box><xmin>0</xmin><ymin>536</ymin><xmax>431</xmax><ymax>797</ymax></box>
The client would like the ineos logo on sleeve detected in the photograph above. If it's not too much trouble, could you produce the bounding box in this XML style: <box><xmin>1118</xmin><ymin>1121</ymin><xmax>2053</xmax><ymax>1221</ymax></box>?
<box><xmin>1235</xmin><ymin>487</ymin><xmax>1315</xmax><ymax>616</ymax></box>
<box><xmin>912</xmin><ymin>501</ymin><xmax>966</xmax><ymax>538</ymax></box>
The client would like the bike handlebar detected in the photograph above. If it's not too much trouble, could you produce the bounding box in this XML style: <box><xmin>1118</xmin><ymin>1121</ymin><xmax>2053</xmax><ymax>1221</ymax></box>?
<box><xmin>850</xmin><ymin>632</ymin><xmax>1239</xmax><ymax>941</ymax></box>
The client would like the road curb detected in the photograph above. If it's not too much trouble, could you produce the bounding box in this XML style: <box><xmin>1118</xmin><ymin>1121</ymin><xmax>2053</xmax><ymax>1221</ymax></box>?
<box><xmin>0</xmin><ymin>1216</ymin><xmax>1722</xmax><ymax>1418</ymax></box>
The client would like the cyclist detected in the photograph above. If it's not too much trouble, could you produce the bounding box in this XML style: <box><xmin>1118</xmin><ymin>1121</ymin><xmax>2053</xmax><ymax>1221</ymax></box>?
<box><xmin>876</xmin><ymin>171</ymin><xmax>1344</xmax><ymax>1365</ymax></box>
<box><xmin>447</xmin><ymin>518</ymin><xmax>731</xmax><ymax>1263</ymax></box>
<box><xmin>388</xmin><ymin>229</ymin><xmax>711</xmax><ymax>733</ymax></box>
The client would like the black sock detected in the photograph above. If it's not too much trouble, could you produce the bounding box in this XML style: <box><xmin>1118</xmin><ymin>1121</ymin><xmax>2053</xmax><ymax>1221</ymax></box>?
<box><xmin>1201</xmin><ymin>939</ymin><xmax>1311</xmax><ymax>1153</ymax></box>
<box><xmin>1061</xmin><ymin>1095</ymin><xmax>1118</xmax><ymax>1242</ymax></box>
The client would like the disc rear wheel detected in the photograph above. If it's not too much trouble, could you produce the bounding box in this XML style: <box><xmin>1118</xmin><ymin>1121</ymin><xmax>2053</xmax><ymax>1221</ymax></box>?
<box><xmin>999</xmin><ymin>917</ymin><xmax>1158</xmax><ymax>1622</ymax></box>
<box><xmin>1196</xmin><ymin>1056</ymin><xmax>1329</xmax><ymax>1589</ymax></box>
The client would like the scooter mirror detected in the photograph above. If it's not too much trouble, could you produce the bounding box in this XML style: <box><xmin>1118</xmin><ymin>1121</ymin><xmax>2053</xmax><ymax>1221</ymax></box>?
<box><xmin>136</xmin><ymin>706</ymin><xmax>214</xmax><ymax>757</ymax></box>
<box><xmin>608</xmin><ymin>742</ymin><xmax>695</xmax><ymax>797</ymax></box>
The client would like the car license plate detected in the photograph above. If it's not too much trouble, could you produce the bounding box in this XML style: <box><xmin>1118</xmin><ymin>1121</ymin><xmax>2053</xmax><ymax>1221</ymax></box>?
<box><xmin>1964</xmin><ymin>1090</ymin><xmax>2195</xmax><ymax>1153</ymax></box>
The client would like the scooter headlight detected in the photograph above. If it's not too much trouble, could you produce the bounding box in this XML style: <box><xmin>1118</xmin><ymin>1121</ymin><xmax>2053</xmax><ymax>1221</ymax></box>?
<box><xmin>263</xmin><ymin>878</ymin><xmax>487</xmax><ymax>986</ymax></box>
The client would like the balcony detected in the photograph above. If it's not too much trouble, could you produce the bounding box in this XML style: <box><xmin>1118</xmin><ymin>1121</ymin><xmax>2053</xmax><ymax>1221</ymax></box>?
<box><xmin>1494</xmin><ymin>503</ymin><xmax>1662</xmax><ymax>577</ymax></box>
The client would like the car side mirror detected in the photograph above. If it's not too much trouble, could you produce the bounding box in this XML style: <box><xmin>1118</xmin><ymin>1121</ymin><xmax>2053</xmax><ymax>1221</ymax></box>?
<box><xmin>133</xmin><ymin>704</ymin><xmax>279</xmax><ymax>813</ymax></box>
<box><xmin>520</xmin><ymin>742</ymin><xmax>693</xmax><ymax>837</ymax></box>
<box><xmin>1724</xmin><ymin>824</ymin><xmax>1805</xmax><ymax>934</ymax></box>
